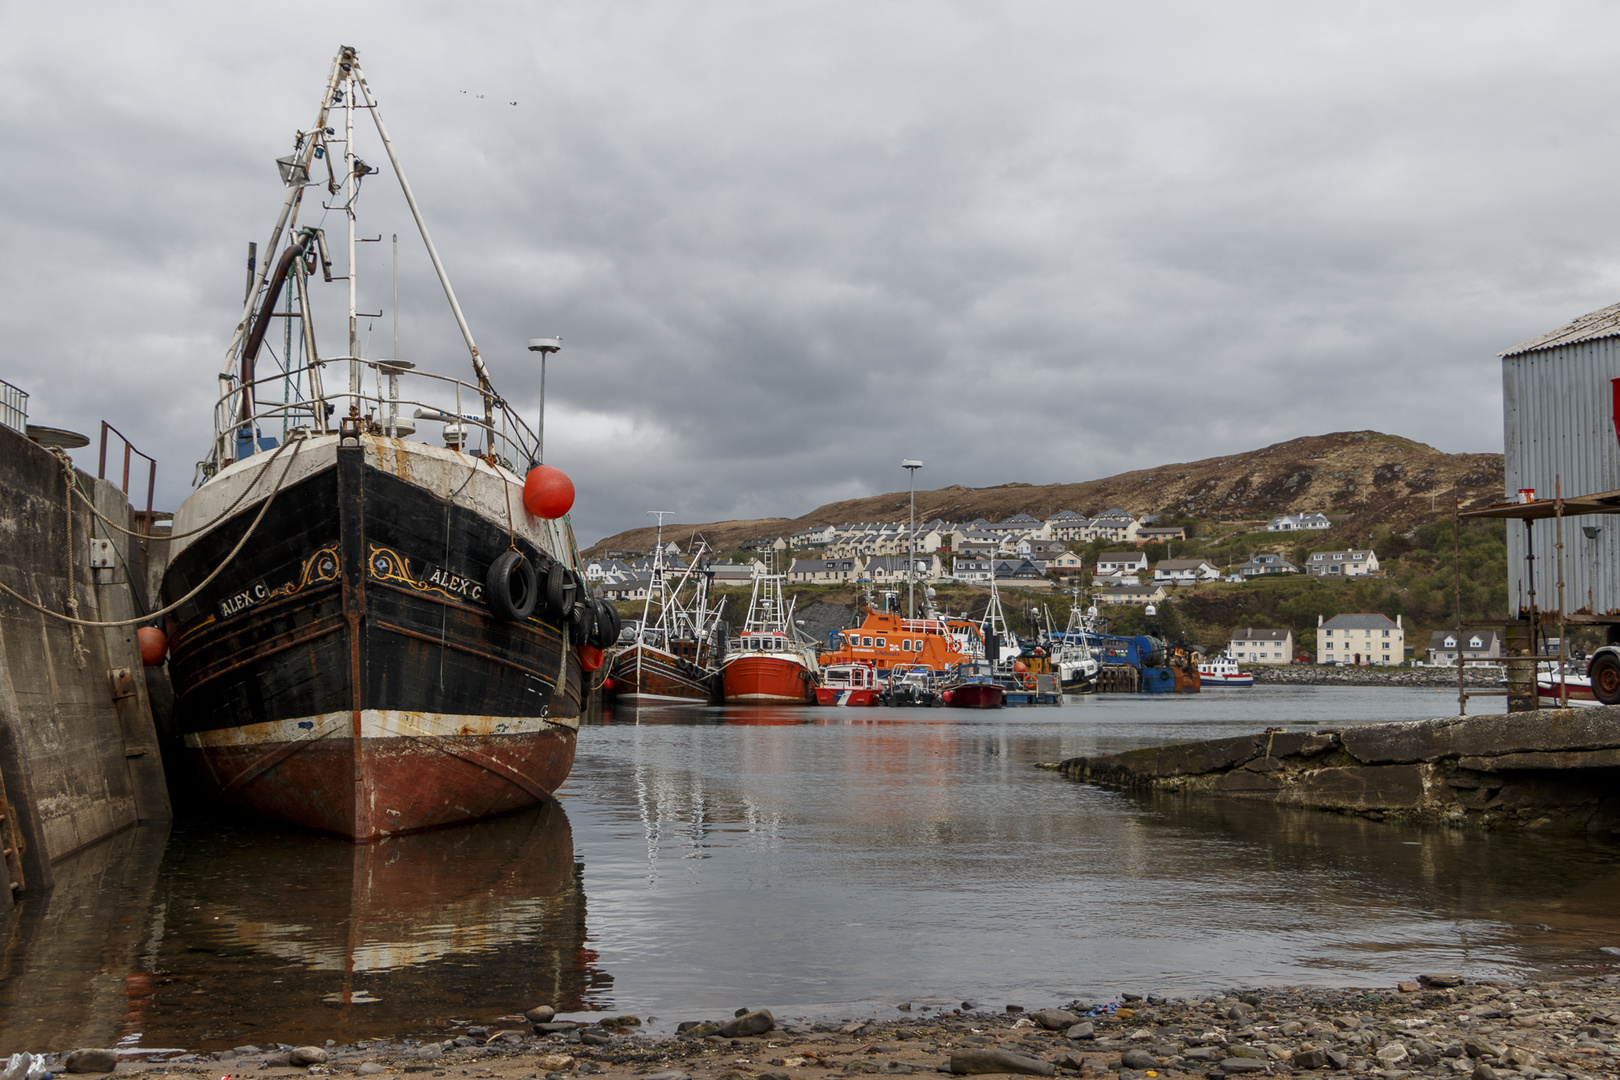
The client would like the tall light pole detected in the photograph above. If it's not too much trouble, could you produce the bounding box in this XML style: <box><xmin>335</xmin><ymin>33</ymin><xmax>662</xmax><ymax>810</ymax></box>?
<box><xmin>527</xmin><ymin>337</ymin><xmax>562</xmax><ymax>464</ymax></box>
<box><xmin>903</xmin><ymin>459</ymin><xmax>923</xmax><ymax>618</ymax></box>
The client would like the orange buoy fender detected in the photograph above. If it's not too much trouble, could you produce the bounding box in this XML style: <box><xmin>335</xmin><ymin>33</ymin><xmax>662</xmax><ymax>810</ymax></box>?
<box><xmin>137</xmin><ymin>626</ymin><xmax>168</xmax><ymax>666</ymax></box>
<box><xmin>577</xmin><ymin>644</ymin><xmax>605</xmax><ymax>672</ymax></box>
<box><xmin>523</xmin><ymin>465</ymin><xmax>575</xmax><ymax>519</ymax></box>
<box><xmin>602</xmin><ymin>677</ymin><xmax>615</xmax><ymax>692</ymax></box>
<box><xmin>1012</xmin><ymin>660</ymin><xmax>1027</xmax><ymax>674</ymax></box>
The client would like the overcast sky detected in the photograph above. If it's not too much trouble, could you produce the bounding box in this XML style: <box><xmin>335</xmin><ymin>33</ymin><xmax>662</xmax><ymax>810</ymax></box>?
<box><xmin>5</xmin><ymin>2</ymin><xmax>1619</xmax><ymax>545</ymax></box>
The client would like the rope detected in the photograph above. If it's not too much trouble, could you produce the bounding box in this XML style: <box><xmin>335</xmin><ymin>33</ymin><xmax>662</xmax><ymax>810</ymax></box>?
<box><xmin>63</xmin><ymin>435</ymin><xmax>303</xmax><ymax>543</ymax></box>
<box><xmin>57</xmin><ymin>451</ymin><xmax>87</xmax><ymax>668</ymax></box>
<box><xmin>0</xmin><ymin>437</ymin><xmax>306</xmax><ymax>629</ymax></box>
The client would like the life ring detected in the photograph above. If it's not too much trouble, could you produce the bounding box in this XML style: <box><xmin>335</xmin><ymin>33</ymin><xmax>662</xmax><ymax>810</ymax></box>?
<box><xmin>1022</xmin><ymin>673</ymin><xmax>1036</xmax><ymax>690</ymax></box>
<box><xmin>486</xmin><ymin>550</ymin><xmax>537</xmax><ymax>622</ymax></box>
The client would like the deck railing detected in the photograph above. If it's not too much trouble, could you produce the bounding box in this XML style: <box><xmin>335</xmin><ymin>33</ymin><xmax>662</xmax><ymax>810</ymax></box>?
<box><xmin>211</xmin><ymin>361</ymin><xmax>539</xmax><ymax>475</ymax></box>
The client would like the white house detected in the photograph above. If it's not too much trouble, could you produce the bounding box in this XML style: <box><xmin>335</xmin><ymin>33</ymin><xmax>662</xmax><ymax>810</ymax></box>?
<box><xmin>1152</xmin><ymin>558</ymin><xmax>1220</xmax><ymax>584</ymax></box>
<box><xmin>1097</xmin><ymin>583</ymin><xmax>1168</xmax><ymax>606</ymax></box>
<box><xmin>1095</xmin><ymin>551</ymin><xmax>1149</xmax><ymax>576</ymax></box>
<box><xmin>788</xmin><ymin>557</ymin><xmax>865</xmax><ymax>584</ymax></box>
<box><xmin>1227</xmin><ymin>627</ymin><xmax>1294</xmax><ymax>665</ymax></box>
<box><xmin>790</xmin><ymin>524</ymin><xmax>837</xmax><ymax>549</ymax></box>
<box><xmin>952</xmin><ymin>557</ymin><xmax>995</xmax><ymax>583</ymax></box>
<box><xmin>1237</xmin><ymin>553</ymin><xmax>1301</xmax><ymax>578</ymax></box>
<box><xmin>1426</xmin><ymin>630</ymin><xmax>1501</xmax><ymax>666</ymax></box>
<box><xmin>1266</xmin><ymin>512</ymin><xmax>1331</xmax><ymax>532</ymax></box>
<box><xmin>1044</xmin><ymin>510</ymin><xmax>1091</xmax><ymax>541</ymax></box>
<box><xmin>864</xmin><ymin>555</ymin><xmax>942</xmax><ymax>583</ymax></box>
<box><xmin>1318</xmin><ymin>613</ymin><xmax>1404</xmax><ymax>665</ymax></box>
<box><xmin>1306</xmin><ymin>550</ymin><xmax>1381</xmax><ymax>578</ymax></box>
<box><xmin>1085</xmin><ymin>509</ymin><xmax>1140</xmax><ymax>543</ymax></box>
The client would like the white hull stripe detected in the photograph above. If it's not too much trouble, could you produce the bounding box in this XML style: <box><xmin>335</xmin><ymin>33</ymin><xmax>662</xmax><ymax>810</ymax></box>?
<box><xmin>184</xmin><ymin>708</ymin><xmax>579</xmax><ymax>749</ymax></box>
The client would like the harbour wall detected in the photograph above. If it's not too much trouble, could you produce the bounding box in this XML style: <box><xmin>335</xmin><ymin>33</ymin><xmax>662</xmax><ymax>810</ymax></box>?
<box><xmin>1252</xmin><ymin>664</ymin><xmax>1503</xmax><ymax>687</ymax></box>
<box><xmin>1057</xmin><ymin>708</ymin><xmax>1620</xmax><ymax>834</ymax></box>
<box><xmin>0</xmin><ymin>423</ymin><xmax>170</xmax><ymax>907</ymax></box>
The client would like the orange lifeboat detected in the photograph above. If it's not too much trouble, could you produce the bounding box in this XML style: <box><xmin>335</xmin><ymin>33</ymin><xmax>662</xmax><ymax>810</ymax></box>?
<box><xmin>817</xmin><ymin>609</ymin><xmax>984</xmax><ymax>673</ymax></box>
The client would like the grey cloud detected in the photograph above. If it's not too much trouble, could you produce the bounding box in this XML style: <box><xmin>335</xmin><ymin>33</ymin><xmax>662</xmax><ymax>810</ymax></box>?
<box><xmin>5</xmin><ymin>1</ymin><xmax>1619</xmax><ymax>545</ymax></box>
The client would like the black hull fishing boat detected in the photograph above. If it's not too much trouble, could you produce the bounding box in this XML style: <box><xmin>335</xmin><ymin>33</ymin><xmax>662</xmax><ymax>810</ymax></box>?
<box><xmin>161</xmin><ymin>46</ymin><xmax>613</xmax><ymax>840</ymax></box>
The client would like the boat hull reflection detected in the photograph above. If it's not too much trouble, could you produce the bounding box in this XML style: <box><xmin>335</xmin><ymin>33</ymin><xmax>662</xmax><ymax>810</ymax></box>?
<box><xmin>131</xmin><ymin>799</ymin><xmax>605</xmax><ymax>1049</ymax></box>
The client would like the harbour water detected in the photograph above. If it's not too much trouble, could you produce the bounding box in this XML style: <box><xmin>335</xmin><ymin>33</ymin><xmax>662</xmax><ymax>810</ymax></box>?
<box><xmin>3</xmin><ymin>685</ymin><xmax>1619</xmax><ymax>1054</ymax></box>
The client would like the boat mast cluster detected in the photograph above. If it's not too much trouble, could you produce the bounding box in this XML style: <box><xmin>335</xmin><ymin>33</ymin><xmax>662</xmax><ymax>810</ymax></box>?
<box><xmin>206</xmin><ymin>45</ymin><xmax>537</xmax><ymax>481</ymax></box>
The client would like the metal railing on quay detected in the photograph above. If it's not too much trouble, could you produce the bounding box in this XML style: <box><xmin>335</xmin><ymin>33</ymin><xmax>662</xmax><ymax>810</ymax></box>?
<box><xmin>0</xmin><ymin>379</ymin><xmax>27</xmax><ymax>433</ymax></box>
<box><xmin>98</xmin><ymin>421</ymin><xmax>158</xmax><ymax>534</ymax></box>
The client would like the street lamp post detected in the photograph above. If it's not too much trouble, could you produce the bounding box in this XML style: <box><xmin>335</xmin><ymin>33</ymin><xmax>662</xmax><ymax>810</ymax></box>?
<box><xmin>903</xmin><ymin>459</ymin><xmax>923</xmax><ymax>618</ymax></box>
<box><xmin>526</xmin><ymin>337</ymin><xmax>562</xmax><ymax>464</ymax></box>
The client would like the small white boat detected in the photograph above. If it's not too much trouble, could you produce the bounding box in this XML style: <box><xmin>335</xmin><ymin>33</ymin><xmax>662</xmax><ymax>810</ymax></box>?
<box><xmin>1197</xmin><ymin>654</ymin><xmax>1254</xmax><ymax>687</ymax></box>
<box><xmin>1535</xmin><ymin>663</ymin><xmax>1598</xmax><ymax>707</ymax></box>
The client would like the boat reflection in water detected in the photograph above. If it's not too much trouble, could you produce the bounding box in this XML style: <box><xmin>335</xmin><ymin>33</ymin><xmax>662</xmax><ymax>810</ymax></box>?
<box><xmin>131</xmin><ymin>799</ymin><xmax>603</xmax><ymax>1050</ymax></box>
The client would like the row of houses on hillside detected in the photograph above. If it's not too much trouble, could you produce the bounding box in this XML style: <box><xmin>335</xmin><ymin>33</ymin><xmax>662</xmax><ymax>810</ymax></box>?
<box><xmin>1232</xmin><ymin>549</ymin><xmax>1381</xmax><ymax>578</ymax></box>
<box><xmin>783</xmin><ymin>509</ymin><xmax>1166</xmax><ymax>557</ymax></box>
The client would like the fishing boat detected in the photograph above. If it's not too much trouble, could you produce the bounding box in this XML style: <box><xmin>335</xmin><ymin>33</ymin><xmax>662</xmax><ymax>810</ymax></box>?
<box><xmin>607</xmin><ymin>520</ymin><xmax>727</xmax><ymax>705</ymax></box>
<box><xmin>814</xmin><ymin>662</ymin><xmax>882</xmax><ymax>706</ymax></box>
<box><xmin>1196</xmin><ymin>654</ymin><xmax>1255</xmax><ymax>687</ymax></box>
<box><xmin>886</xmin><ymin>664</ymin><xmax>942</xmax><ymax>707</ymax></box>
<box><xmin>720</xmin><ymin>565</ymin><xmax>816</xmax><ymax>704</ymax></box>
<box><xmin>1046</xmin><ymin>591</ymin><xmax>1102</xmax><ymax>691</ymax></box>
<box><xmin>941</xmin><ymin>659</ymin><xmax>1005</xmax><ymax>708</ymax></box>
<box><xmin>162</xmin><ymin>47</ymin><xmax>609</xmax><ymax>840</ymax></box>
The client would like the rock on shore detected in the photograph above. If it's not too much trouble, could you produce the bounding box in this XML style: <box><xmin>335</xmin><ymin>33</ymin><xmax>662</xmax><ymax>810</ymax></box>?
<box><xmin>1059</xmin><ymin>708</ymin><xmax>1620</xmax><ymax>833</ymax></box>
<box><xmin>52</xmin><ymin>975</ymin><xmax>1620</xmax><ymax>1080</ymax></box>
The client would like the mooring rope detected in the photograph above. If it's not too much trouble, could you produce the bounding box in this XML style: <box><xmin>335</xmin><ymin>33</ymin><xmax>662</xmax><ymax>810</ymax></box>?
<box><xmin>60</xmin><ymin>434</ymin><xmax>303</xmax><ymax>543</ymax></box>
<box><xmin>0</xmin><ymin>437</ymin><xmax>306</xmax><ymax>629</ymax></box>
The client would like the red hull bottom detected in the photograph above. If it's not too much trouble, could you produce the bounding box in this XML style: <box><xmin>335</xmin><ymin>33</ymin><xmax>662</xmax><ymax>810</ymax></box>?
<box><xmin>721</xmin><ymin>654</ymin><xmax>815</xmax><ymax>704</ymax></box>
<box><xmin>945</xmin><ymin>684</ymin><xmax>1004</xmax><ymax>708</ymax></box>
<box><xmin>188</xmin><ymin>713</ymin><xmax>577</xmax><ymax>840</ymax></box>
<box><xmin>814</xmin><ymin>688</ymin><xmax>879</xmax><ymax>706</ymax></box>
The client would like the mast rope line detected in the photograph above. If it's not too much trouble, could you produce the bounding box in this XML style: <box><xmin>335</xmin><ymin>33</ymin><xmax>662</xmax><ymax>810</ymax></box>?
<box><xmin>61</xmin><ymin>434</ymin><xmax>303</xmax><ymax>543</ymax></box>
<box><xmin>0</xmin><ymin>437</ymin><xmax>307</xmax><ymax>629</ymax></box>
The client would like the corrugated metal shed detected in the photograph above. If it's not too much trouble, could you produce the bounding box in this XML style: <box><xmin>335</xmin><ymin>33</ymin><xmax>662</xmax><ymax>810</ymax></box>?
<box><xmin>1501</xmin><ymin>303</ymin><xmax>1620</xmax><ymax>617</ymax></box>
<box><xmin>1503</xmin><ymin>301</ymin><xmax>1620</xmax><ymax>357</ymax></box>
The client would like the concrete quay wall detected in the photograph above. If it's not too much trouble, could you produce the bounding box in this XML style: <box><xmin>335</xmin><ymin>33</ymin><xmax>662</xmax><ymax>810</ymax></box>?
<box><xmin>1057</xmin><ymin>708</ymin><xmax>1620</xmax><ymax>833</ymax></box>
<box><xmin>1250</xmin><ymin>664</ymin><xmax>1502</xmax><ymax>687</ymax></box>
<box><xmin>0</xmin><ymin>423</ymin><xmax>170</xmax><ymax>905</ymax></box>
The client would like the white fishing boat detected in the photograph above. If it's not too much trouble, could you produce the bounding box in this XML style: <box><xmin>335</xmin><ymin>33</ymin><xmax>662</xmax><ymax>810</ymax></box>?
<box><xmin>1196</xmin><ymin>654</ymin><xmax>1255</xmax><ymax>687</ymax></box>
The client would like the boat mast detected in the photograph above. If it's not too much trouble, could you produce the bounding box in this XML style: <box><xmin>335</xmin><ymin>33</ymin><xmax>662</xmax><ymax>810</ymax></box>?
<box><xmin>345</xmin><ymin>68</ymin><xmax>360</xmax><ymax>406</ymax></box>
<box><xmin>350</xmin><ymin>57</ymin><xmax>495</xmax><ymax>433</ymax></box>
<box><xmin>217</xmin><ymin>49</ymin><xmax>348</xmax><ymax>465</ymax></box>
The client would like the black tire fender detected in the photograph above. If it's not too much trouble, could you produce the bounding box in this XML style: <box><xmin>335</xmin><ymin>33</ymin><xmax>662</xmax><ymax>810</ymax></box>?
<box><xmin>486</xmin><ymin>550</ymin><xmax>538</xmax><ymax>622</ymax></box>
<box><xmin>545</xmin><ymin>563</ymin><xmax>567</xmax><ymax>615</ymax></box>
<box><xmin>590</xmin><ymin>599</ymin><xmax>621</xmax><ymax>648</ymax></box>
<box><xmin>570</xmin><ymin>597</ymin><xmax>595</xmax><ymax>643</ymax></box>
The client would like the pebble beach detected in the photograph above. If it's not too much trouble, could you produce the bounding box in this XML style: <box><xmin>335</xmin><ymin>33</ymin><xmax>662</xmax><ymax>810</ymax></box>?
<box><xmin>35</xmin><ymin>974</ymin><xmax>1620</xmax><ymax>1080</ymax></box>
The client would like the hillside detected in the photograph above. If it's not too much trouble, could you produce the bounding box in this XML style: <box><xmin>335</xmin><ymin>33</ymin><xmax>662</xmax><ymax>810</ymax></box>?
<box><xmin>585</xmin><ymin>431</ymin><xmax>1504</xmax><ymax>555</ymax></box>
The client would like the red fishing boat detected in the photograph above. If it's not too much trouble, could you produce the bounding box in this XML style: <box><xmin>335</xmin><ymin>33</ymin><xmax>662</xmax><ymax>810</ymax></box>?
<box><xmin>814</xmin><ymin>662</ymin><xmax>881</xmax><ymax>706</ymax></box>
<box><xmin>940</xmin><ymin>660</ymin><xmax>1005</xmax><ymax>708</ymax></box>
<box><xmin>720</xmin><ymin>569</ymin><xmax>817</xmax><ymax>703</ymax></box>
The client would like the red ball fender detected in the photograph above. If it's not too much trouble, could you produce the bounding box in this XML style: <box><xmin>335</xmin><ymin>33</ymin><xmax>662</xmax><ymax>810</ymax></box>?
<box><xmin>522</xmin><ymin>465</ymin><xmax>575</xmax><ymax>519</ymax></box>
<box><xmin>137</xmin><ymin>626</ymin><xmax>168</xmax><ymax>666</ymax></box>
